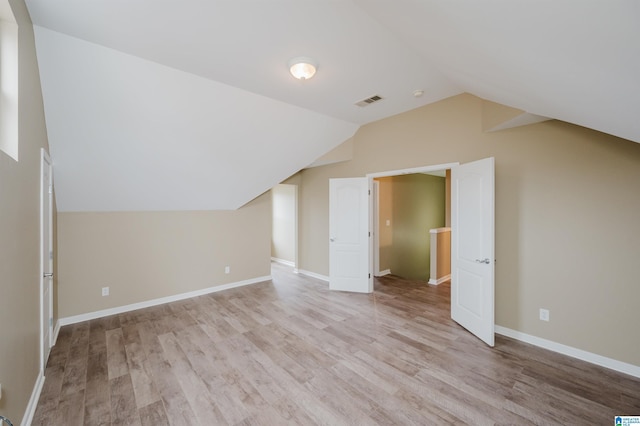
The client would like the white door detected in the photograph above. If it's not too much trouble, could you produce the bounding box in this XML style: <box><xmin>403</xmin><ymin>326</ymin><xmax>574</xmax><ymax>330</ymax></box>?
<box><xmin>329</xmin><ymin>178</ymin><xmax>371</xmax><ymax>293</ymax></box>
<box><xmin>41</xmin><ymin>148</ymin><xmax>53</xmax><ymax>370</ymax></box>
<box><xmin>451</xmin><ymin>157</ymin><xmax>495</xmax><ymax>346</ymax></box>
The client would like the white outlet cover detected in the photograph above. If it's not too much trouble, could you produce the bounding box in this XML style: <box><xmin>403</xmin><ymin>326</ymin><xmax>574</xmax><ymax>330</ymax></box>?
<box><xmin>102</xmin><ymin>287</ymin><xmax>109</xmax><ymax>296</ymax></box>
<box><xmin>539</xmin><ymin>308</ymin><xmax>549</xmax><ymax>321</ymax></box>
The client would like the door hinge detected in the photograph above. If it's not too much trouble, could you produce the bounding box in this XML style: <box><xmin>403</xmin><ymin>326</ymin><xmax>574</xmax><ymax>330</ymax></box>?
<box><xmin>368</xmin><ymin>273</ymin><xmax>371</xmax><ymax>279</ymax></box>
<box><xmin>368</xmin><ymin>231</ymin><xmax>371</xmax><ymax>237</ymax></box>
<box><xmin>368</xmin><ymin>189</ymin><xmax>371</xmax><ymax>195</ymax></box>
<box><xmin>49</xmin><ymin>185</ymin><xmax>53</xmax><ymax>194</ymax></box>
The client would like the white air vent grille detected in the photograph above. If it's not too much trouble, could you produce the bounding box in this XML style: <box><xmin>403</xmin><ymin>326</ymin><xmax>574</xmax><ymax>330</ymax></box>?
<box><xmin>355</xmin><ymin>95</ymin><xmax>383</xmax><ymax>107</ymax></box>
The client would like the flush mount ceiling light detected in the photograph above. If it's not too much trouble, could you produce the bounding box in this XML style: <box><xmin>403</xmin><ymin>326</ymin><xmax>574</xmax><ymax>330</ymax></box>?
<box><xmin>288</xmin><ymin>56</ymin><xmax>317</xmax><ymax>80</ymax></box>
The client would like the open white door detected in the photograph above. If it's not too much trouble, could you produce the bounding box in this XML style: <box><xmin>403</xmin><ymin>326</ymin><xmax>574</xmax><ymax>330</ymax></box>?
<box><xmin>41</xmin><ymin>148</ymin><xmax>54</xmax><ymax>370</ymax></box>
<box><xmin>329</xmin><ymin>178</ymin><xmax>371</xmax><ymax>293</ymax></box>
<box><xmin>451</xmin><ymin>157</ymin><xmax>495</xmax><ymax>346</ymax></box>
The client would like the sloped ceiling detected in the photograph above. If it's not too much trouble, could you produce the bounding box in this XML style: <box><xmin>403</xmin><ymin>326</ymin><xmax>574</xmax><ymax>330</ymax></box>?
<box><xmin>25</xmin><ymin>0</ymin><xmax>640</xmax><ymax>211</ymax></box>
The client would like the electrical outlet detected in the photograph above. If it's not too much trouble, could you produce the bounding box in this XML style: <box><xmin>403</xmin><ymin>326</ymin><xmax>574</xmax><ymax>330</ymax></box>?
<box><xmin>102</xmin><ymin>287</ymin><xmax>109</xmax><ymax>296</ymax></box>
<box><xmin>225</xmin><ymin>266</ymin><xmax>230</xmax><ymax>274</ymax></box>
<box><xmin>539</xmin><ymin>308</ymin><xmax>550</xmax><ymax>322</ymax></box>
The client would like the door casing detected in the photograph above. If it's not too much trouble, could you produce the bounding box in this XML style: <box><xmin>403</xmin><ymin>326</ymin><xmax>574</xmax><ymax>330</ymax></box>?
<box><xmin>40</xmin><ymin>148</ymin><xmax>54</xmax><ymax>371</ymax></box>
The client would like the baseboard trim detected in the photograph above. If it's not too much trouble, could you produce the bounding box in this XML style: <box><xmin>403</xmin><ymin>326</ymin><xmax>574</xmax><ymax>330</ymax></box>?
<box><xmin>57</xmin><ymin>275</ymin><xmax>272</xmax><ymax>327</ymax></box>
<box><xmin>270</xmin><ymin>257</ymin><xmax>295</xmax><ymax>267</ymax></box>
<box><xmin>52</xmin><ymin>320</ymin><xmax>61</xmax><ymax>346</ymax></box>
<box><xmin>21</xmin><ymin>370</ymin><xmax>45</xmax><ymax>426</ymax></box>
<box><xmin>428</xmin><ymin>274</ymin><xmax>451</xmax><ymax>285</ymax></box>
<box><xmin>296</xmin><ymin>269</ymin><xmax>329</xmax><ymax>282</ymax></box>
<box><xmin>375</xmin><ymin>269</ymin><xmax>391</xmax><ymax>277</ymax></box>
<box><xmin>495</xmin><ymin>326</ymin><xmax>640</xmax><ymax>379</ymax></box>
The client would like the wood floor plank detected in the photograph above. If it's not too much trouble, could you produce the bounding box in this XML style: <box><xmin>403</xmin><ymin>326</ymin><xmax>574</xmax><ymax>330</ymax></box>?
<box><xmin>110</xmin><ymin>374</ymin><xmax>139</xmax><ymax>425</ymax></box>
<box><xmin>157</xmin><ymin>332</ymin><xmax>227</xmax><ymax>425</ymax></box>
<box><xmin>83</xmin><ymin>377</ymin><xmax>111</xmax><ymax>426</ymax></box>
<box><xmin>138</xmin><ymin>400</ymin><xmax>170</xmax><ymax>426</ymax></box>
<box><xmin>106</xmin><ymin>328</ymin><xmax>129</xmax><ymax>380</ymax></box>
<box><xmin>34</xmin><ymin>263</ymin><xmax>640</xmax><ymax>425</ymax></box>
<box><xmin>125</xmin><ymin>340</ymin><xmax>161</xmax><ymax>409</ymax></box>
<box><xmin>54</xmin><ymin>389</ymin><xmax>86</xmax><ymax>426</ymax></box>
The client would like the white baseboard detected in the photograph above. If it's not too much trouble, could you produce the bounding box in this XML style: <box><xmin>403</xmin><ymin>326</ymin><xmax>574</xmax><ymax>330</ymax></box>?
<box><xmin>52</xmin><ymin>320</ymin><xmax>60</xmax><ymax>346</ymax></box>
<box><xmin>495</xmin><ymin>326</ymin><xmax>640</xmax><ymax>379</ymax></box>
<box><xmin>270</xmin><ymin>257</ymin><xmax>295</xmax><ymax>267</ymax></box>
<box><xmin>296</xmin><ymin>269</ymin><xmax>329</xmax><ymax>282</ymax></box>
<box><xmin>57</xmin><ymin>275</ymin><xmax>272</xmax><ymax>327</ymax></box>
<box><xmin>375</xmin><ymin>269</ymin><xmax>391</xmax><ymax>277</ymax></box>
<box><xmin>21</xmin><ymin>370</ymin><xmax>45</xmax><ymax>426</ymax></box>
<box><xmin>428</xmin><ymin>274</ymin><xmax>451</xmax><ymax>285</ymax></box>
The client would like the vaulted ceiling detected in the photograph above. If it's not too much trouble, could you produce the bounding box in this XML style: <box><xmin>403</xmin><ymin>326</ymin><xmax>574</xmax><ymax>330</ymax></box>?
<box><xmin>25</xmin><ymin>0</ymin><xmax>640</xmax><ymax>212</ymax></box>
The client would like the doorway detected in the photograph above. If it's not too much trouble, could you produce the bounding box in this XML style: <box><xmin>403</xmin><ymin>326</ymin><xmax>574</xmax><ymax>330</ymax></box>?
<box><xmin>368</xmin><ymin>163</ymin><xmax>458</xmax><ymax>282</ymax></box>
<box><xmin>373</xmin><ymin>171</ymin><xmax>449</xmax><ymax>282</ymax></box>
<box><xmin>271</xmin><ymin>184</ymin><xmax>298</xmax><ymax>270</ymax></box>
<box><xmin>369</xmin><ymin>159</ymin><xmax>495</xmax><ymax>346</ymax></box>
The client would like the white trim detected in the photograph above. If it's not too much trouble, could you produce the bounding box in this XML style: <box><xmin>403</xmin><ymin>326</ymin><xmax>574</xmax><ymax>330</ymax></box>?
<box><xmin>373</xmin><ymin>180</ymin><xmax>380</xmax><ymax>276</ymax></box>
<box><xmin>52</xmin><ymin>321</ymin><xmax>60</xmax><ymax>346</ymax></box>
<box><xmin>428</xmin><ymin>274</ymin><xmax>450</xmax><ymax>285</ymax></box>
<box><xmin>296</xmin><ymin>269</ymin><xmax>329</xmax><ymax>282</ymax></box>
<box><xmin>58</xmin><ymin>276</ymin><xmax>271</xmax><ymax>327</ymax></box>
<box><xmin>367</xmin><ymin>162</ymin><xmax>460</xmax><ymax>179</ymax></box>
<box><xmin>429</xmin><ymin>227</ymin><xmax>451</xmax><ymax>234</ymax></box>
<box><xmin>21</xmin><ymin>370</ymin><xmax>45</xmax><ymax>426</ymax></box>
<box><xmin>271</xmin><ymin>257</ymin><xmax>295</xmax><ymax>267</ymax></box>
<box><xmin>495</xmin><ymin>326</ymin><xmax>640</xmax><ymax>379</ymax></box>
<box><xmin>375</xmin><ymin>269</ymin><xmax>391</xmax><ymax>277</ymax></box>
<box><xmin>39</xmin><ymin>148</ymin><xmax>53</xmax><ymax>372</ymax></box>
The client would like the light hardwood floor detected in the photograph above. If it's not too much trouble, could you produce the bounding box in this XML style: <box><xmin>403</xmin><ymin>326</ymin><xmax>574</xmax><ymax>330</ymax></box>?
<box><xmin>33</xmin><ymin>263</ymin><xmax>640</xmax><ymax>425</ymax></box>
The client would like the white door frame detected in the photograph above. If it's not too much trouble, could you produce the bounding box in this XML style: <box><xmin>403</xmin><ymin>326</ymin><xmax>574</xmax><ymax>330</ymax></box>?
<box><xmin>372</xmin><ymin>180</ymin><xmax>380</xmax><ymax>276</ymax></box>
<box><xmin>367</xmin><ymin>162</ymin><xmax>460</xmax><ymax>280</ymax></box>
<box><xmin>40</xmin><ymin>148</ymin><xmax>53</xmax><ymax>372</ymax></box>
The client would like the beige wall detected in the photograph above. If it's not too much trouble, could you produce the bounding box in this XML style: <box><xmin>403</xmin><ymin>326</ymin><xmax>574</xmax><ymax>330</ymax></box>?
<box><xmin>57</xmin><ymin>193</ymin><xmax>271</xmax><ymax>318</ymax></box>
<box><xmin>298</xmin><ymin>93</ymin><xmax>640</xmax><ymax>367</ymax></box>
<box><xmin>0</xmin><ymin>0</ymin><xmax>53</xmax><ymax>421</ymax></box>
<box><xmin>376</xmin><ymin>177</ymin><xmax>393</xmax><ymax>272</ymax></box>
<box><xmin>433</xmin><ymin>229</ymin><xmax>451</xmax><ymax>280</ymax></box>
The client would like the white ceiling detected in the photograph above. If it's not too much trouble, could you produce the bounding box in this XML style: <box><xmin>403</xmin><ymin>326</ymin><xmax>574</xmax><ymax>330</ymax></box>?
<box><xmin>24</xmin><ymin>0</ymin><xmax>640</xmax><ymax>212</ymax></box>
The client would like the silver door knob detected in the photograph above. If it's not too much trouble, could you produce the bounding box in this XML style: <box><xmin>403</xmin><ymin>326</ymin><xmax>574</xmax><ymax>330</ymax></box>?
<box><xmin>43</xmin><ymin>272</ymin><xmax>53</xmax><ymax>278</ymax></box>
<box><xmin>475</xmin><ymin>258</ymin><xmax>490</xmax><ymax>264</ymax></box>
<box><xmin>330</xmin><ymin>238</ymin><xmax>335</xmax><ymax>242</ymax></box>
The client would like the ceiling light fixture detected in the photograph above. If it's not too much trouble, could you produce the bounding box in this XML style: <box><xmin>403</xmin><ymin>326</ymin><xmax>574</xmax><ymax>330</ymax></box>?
<box><xmin>288</xmin><ymin>56</ymin><xmax>317</xmax><ymax>80</ymax></box>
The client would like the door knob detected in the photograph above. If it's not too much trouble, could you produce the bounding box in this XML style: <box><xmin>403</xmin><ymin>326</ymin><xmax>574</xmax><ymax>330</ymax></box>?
<box><xmin>43</xmin><ymin>272</ymin><xmax>53</xmax><ymax>278</ymax></box>
<box><xmin>330</xmin><ymin>238</ymin><xmax>335</xmax><ymax>242</ymax></box>
<box><xmin>475</xmin><ymin>258</ymin><xmax>490</xmax><ymax>264</ymax></box>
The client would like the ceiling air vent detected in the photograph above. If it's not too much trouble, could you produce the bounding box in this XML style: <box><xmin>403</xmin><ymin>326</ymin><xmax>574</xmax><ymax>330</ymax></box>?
<box><xmin>355</xmin><ymin>95</ymin><xmax>383</xmax><ymax>107</ymax></box>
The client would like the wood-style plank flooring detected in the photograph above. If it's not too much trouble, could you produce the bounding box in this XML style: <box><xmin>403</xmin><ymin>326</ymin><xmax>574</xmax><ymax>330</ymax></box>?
<box><xmin>33</xmin><ymin>263</ymin><xmax>640</xmax><ymax>425</ymax></box>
